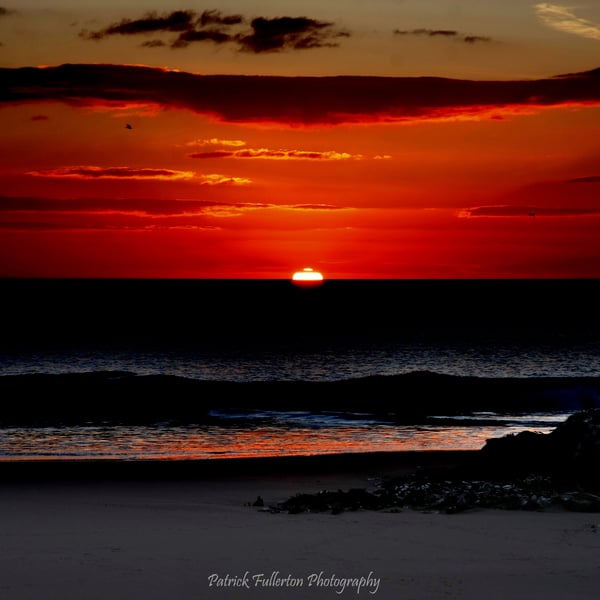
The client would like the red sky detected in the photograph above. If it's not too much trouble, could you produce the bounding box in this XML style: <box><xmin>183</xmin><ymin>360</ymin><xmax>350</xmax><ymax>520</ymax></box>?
<box><xmin>1</xmin><ymin>2</ymin><xmax>599</xmax><ymax>278</ymax></box>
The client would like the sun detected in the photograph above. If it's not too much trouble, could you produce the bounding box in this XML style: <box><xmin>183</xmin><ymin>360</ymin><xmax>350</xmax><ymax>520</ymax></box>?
<box><xmin>291</xmin><ymin>267</ymin><xmax>324</xmax><ymax>286</ymax></box>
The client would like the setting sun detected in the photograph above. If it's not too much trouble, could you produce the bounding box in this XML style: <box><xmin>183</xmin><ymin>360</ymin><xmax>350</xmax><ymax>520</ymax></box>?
<box><xmin>292</xmin><ymin>268</ymin><xmax>324</xmax><ymax>285</ymax></box>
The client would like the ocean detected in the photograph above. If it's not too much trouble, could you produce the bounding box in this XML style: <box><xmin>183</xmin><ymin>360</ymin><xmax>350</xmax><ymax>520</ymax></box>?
<box><xmin>1</xmin><ymin>278</ymin><xmax>599</xmax><ymax>461</ymax></box>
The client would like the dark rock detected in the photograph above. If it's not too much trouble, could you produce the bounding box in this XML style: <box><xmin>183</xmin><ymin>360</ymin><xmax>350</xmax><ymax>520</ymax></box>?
<box><xmin>479</xmin><ymin>408</ymin><xmax>600</xmax><ymax>489</ymax></box>
<box><xmin>276</xmin><ymin>488</ymin><xmax>389</xmax><ymax>515</ymax></box>
<box><xmin>479</xmin><ymin>430</ymin><xmax>553</xmax><ymax>475</ymax></box>
<box><xmin>560</xmin><ymin>492</ymin><xmax>600</xmax><ymax>513</ymax></box>
<box><xmin>269</xmin><ymin>474</ymin><xmax>574</xmax><ymax>515</ymax></box>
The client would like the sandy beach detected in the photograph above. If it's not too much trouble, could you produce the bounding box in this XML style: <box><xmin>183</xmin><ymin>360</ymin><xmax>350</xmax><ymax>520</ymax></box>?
<box><xmin>1</xmin><ymin>452</ymin><xmax>599</xmax><ymax>600</ymax></box>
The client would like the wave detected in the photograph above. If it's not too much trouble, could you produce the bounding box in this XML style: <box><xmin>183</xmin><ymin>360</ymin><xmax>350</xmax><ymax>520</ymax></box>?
<box><xmin>1</xmin><ymin>370</ymin><xmax>599</xmax><ymax>426</ymax></box>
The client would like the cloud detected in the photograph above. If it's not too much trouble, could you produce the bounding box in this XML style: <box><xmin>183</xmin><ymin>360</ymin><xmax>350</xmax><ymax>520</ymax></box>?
<box><xmin>186</xmin><ymin>138</ymin><xmax>246</xmax><ymax>147</ymax></box>
<box><xmin>80</xmin><ymin>10</ymin><xmax>196</xmax><ymax>40</ymax></box>
<box><xmin>2</xmin><ymin>63</ymin><xmax>600</xmax><ymax>126</ymax></box>
<box><xmin>171</xmin><ymin>28</ymin><xmax>232</xmax><ymax>48</ymax></box>
<box><xmin>188</xmin><ymin>148</ymin><xmax>361</xmax><ymax>160</ymax></box>
<box><xmin>394</xmin><ymin>28</ymin><xmax>492</xmax><ymax>43</ymax></box>
<box><xmin>26</xmin><ymin>166</ymin><xmax>196</xmax><ymax>180</ymax></box>
<box><xmin>140</xmin><ymin>40</ymin><xmax>167</xmax><ymax>48</ymax></box>
<box><xmin>460</xmin><ymin>205</ymin><xmax>600</xmax><ymax>217</ymax></box>
<box><xmin>289</xmin><ymin>203</ymin><xmax>346</xmax><ymax>210</ymax></box>
<box><xmin>395</xmin><ymin>28</ymin><xmax>458</xmax><ymax>37</ymax></box>
<box><xmin>80</xmin><ymin>9</ymin><xmax>347</xmax><ymax>53</ymax></box>
<box><xmin>235</xmin><ymin>16</ymin><xmax>348</xmax><ymax>53</ymax></box>
<box><xmin>196</xmin><ymin>174</ymin><xmax>251</xmax><ymax>185</ymax></box>
<box><xmin>0</xmin><ymin>196</ymin><xmax>213</xmax><ymax>216</ymax></box>
<box><xmin>25</xmin><ymin>166</ymin><xmax>252</xmax><ymax>185</ymax></box>
<box><xmin>0</xmin><ymin>196</ymin><xmax>338</xmax><ymax>226</ymax></box>
<box><xmin>198</xmin><ymin>9</ymin><xmax>244</xmax><ymax>27</ymax></box>
<box><xmin>535</xmin><ymin>3</ymin><xmax>600</xmax><ymax>41</ymax></box>
<box><xmin>567</xmin><ymin>175</ymin><xmax>600</xmax><ymax>183</ymax></box>
<box><xmin>464</xmin><ymin>35</ymin><xmax>491</xmax><ymax>44</ymax></box>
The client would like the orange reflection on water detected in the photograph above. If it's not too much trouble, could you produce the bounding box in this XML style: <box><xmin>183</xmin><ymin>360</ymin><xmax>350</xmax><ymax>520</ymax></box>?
<box><xmin>0</xmin><ymin>421</ymin><xmax>557</xmax><ymax>461</ymax></box>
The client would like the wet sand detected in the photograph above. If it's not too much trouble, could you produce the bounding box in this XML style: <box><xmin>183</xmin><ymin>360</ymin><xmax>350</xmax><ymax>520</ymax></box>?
<box><xmin>1</xmin><ymin>452</ymin><xmax>599</xmax><ymax>600</ymax></box>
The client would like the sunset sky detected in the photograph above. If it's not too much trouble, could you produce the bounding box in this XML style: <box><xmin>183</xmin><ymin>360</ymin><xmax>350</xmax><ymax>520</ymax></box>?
<box><xmin>1</xmin><ymin>1</ymin><xmax>599</xmax><ymax>278</ymax></box>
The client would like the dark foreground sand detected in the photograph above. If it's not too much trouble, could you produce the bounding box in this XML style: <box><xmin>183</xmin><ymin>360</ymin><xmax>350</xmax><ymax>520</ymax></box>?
<box><xmin>1</xmin><ymin>452</ymin><xmax>599</xmax><ymax>600</ymax></box>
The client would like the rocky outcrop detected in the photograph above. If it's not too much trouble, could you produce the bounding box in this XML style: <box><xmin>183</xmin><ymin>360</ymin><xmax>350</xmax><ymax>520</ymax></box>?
<box><xmin>268</xmin><ymin>410</ymin><xmax>600</xmax><ymax>515</ymax></box>
<box><xmin>479</xmin><ymin>408</ymin><xmax>600</xmax><ymax>488</ymax></box>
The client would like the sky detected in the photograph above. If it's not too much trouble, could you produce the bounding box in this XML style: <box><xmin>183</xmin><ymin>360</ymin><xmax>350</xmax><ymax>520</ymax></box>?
<box><xmin>1</xmin><ymin>0</ymin><xmax>599</xmax><ymax>278</ymax></box>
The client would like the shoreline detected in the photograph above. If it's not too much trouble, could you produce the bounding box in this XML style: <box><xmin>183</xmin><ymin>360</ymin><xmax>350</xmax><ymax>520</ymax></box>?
<box><xmin>0</xmin><ymin>449</ymin><xmax>479</xmax><ymax>483</ymax></box>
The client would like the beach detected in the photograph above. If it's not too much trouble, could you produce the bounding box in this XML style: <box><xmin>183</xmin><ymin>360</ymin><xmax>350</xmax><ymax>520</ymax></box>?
<box><xmin>3</xmin><ymin>0</ymin><xmax>600</xmax><ymax>590</ymax></box>
<box><xmin>1</xmin><ymin>279</ymin><xmax>599</xmax><ymax>598</ymax></box>
<box><xmin>2</xmin><ymin>452</ymin><xmax>600</xmax><ymax>600</ymax></box>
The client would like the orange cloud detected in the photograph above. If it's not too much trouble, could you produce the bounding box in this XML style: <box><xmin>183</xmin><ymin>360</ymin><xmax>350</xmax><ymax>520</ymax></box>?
<box><xmin>186</xmin><ymin>138</ymin><xmax>247</xmax><ymax>147</ymax></box>
<box><xmin>3</xmin><ymin>63</ymin><xmax>599</xmax><ymax>126</ymax></box>
<box><xmin>196</xmin><ymin>174</ymin><xmax>252</xmax><ymax>185</ymax></box>
<box><xmin>0</xmin><ymin>196</ymin><xmax>345</xmax><ymax>230</ymax></box>
<box><xmin>26</xmin><ymin>166</ymin><xmax>196</xmax><ymax>180</ymax></box>
<box><xmin>188</xmin><ymin>148</ymin><xmax>361</xmax><ymax>160</ymax></box>
<box><xmin>24</xmin><ymin>166</ymin><xmax>251</xmax><ymax>185</ymax></box>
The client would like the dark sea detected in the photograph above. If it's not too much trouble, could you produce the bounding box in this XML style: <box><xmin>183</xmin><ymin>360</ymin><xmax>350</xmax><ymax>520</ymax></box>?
<box><xmin>1</xmin><ymin>278</ymin><xmax>599</xmax><ymax>461</ymax></box>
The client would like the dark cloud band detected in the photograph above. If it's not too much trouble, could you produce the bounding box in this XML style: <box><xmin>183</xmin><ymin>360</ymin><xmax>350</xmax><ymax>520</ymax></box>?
<box><xmin>2</xmin><ymin>63</ymin><xmax>599</xmax><ymax>126</ymax></box>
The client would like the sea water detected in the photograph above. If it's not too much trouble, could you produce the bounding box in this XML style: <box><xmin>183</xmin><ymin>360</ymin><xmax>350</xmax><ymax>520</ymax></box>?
<box><xmin>1</xmin><ymin>279</ymin><xmax>598</xmax><ymax>461</ymax></box>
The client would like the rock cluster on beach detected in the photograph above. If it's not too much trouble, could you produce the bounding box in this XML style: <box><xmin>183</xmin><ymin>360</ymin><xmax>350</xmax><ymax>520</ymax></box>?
<box><xmin>268</xmin><ymin>476</ymin><xmax>600</xmax><ymax>515</ymax></box>
<box><xmin>266</xmin><ymin>409</ymin><xmax>600</xmax><ymax>515</ymax></box>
